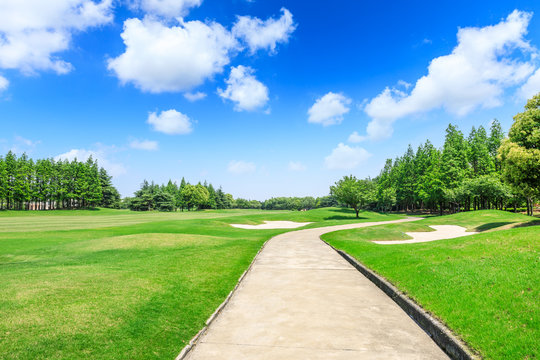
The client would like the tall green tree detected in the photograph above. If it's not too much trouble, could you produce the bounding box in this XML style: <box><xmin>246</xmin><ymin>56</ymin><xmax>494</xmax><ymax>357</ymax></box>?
<box><xmin>488</xmin><ymin>119</ymin><xmax>505</xmax><ymax>172</ymax></box>
<box><xmin>330</xmin><ymin>175</ymin><xmax>373</xmax><ymax>217</ymax></box>
<box><xmin>498</xmin><ymin>93</ymin><xmax>540</xmax><ymax>215</ymax></box>
<box><xmin>441</xmin><ymin>124</ymin><xmax>469</xmax><ymax>189</ymax></box>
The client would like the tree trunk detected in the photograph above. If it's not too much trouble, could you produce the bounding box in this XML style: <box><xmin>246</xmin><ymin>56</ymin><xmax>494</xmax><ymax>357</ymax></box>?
<box><xmin>355</xmin><ymin>207</ymin><xmax>359</xmax><ymax>218</ymax></box>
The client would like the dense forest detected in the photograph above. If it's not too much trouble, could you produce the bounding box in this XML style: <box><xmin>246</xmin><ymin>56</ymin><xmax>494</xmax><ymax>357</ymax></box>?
<box><xmin>0</xmin><ymin>152</ymin><xmax>120</xmax><ymax>210</ymax></box>
<box><xmin>331</xmin><ymin>94</ymin><xmax>540</xmax><ymax>216</ymax></box>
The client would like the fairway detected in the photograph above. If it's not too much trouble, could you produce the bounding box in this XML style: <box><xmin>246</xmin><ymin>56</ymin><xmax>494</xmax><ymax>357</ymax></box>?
<box><xmin>0</xmin><ymin>208</ymin><xmax>402</xmax><ymax>360</ymax></box>
<box><xmin>323</xmin><ymin>210</ymin><xmax>540</xmax><ymax>359</ymax></box>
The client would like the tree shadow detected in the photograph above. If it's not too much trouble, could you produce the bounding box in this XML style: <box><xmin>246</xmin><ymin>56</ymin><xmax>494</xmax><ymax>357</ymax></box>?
<box><xmin>324</xmin><ymin>215</ymin><xmax>369</xmax><ymax>220</ymax></box>
<box><xmin>324</xmin><ymin>208</ymin><xmax>369</xmax><ymax>220</ymax></box>
<box><xmin>475</xmin><ymin>222</ymin><xmax>514</xmax><ymax>231</ymax></box>
<box><xmin>513</xmin><ymin>220</ymin><xmax>540</xmax><ymax>228</ymax></box>
<box><xmin>475</xmin><ymin>220</ymin><xmax>540</xmax><ymax>232</ymax></box>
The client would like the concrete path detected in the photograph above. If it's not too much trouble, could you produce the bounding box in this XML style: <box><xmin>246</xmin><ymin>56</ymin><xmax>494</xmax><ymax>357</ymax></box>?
<box><xmin>373</xmin><ymin>225</ymin><xmax>477</xmax><ymax>245</ymax></box>
<box><xmin>185</xmin><ymin>218</ymin><xmax>448</xmax><ymax>360</ymax></box>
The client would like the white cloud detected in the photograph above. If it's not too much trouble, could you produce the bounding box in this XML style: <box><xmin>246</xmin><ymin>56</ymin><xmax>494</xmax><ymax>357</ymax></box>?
<box><xmin>324</xmin><ymin>143</ymin><xmax>371</xmax><ymax>170</ymax></box>
<box><xmin>233</xmin><ymin>8</ymin><xmax>296</xmax><ymax>54</ymax></box>
<box><xmin>55</xmin><ymin>148</ymin><xmax>126</xmax><ymax>177</ymax></box>
<box><xmin>184</xmin><ymin>91</ymin><xmax>207</xmax><ymax>102</ymax></box>
<box><xmin>0</xmin><ymin>0</ymin><xmax>113</xmax><ymax>76</ymax></box>
<box><xmin>108</xmin><ymin>17</ymin><xmax>238</xmax><ymax>93</ymax></box>
<box><xmin>0</xmin><ymin>76</ymin><xmax>8</xmax><ymax>92</ymax></box>
<box><xmin>361</xmin><ymin>10</ymin><xmax>536</xmax><ymax>141</ymax></box>
<box><xmin>519</xmin><ymin>68</ymin><xmax>540</xmax><ymax>99</ymax></box>
<box><xmin>308</xmin><ymin>92</ymin><xmax>351</xmax><ymax>126</ymax></box>
<box><xmin>288</xmin><ymin>161</ymin><xmax>306</xmax><ymax>171</ymax></box>
<box><xmin>228</xmin><ymin>160</ymin><xmax>256</xmax><ymax>174</ymax></box>
<box><xmin>348</xmin><ymin>131</ymin><xmax>364</xmax><ymax>143</ymax></box>
<box><xmin>129</xmin><ymin>139</ymin><xmax>158</xmax><ymax>151</ymax></box>
<box><xmin>218</xmin><ymin>65</ymin><xmax>269</xmax><ymax>111</ymax></box>
<box><xmin>132</xmin><ymin>0</ymin><xmax>202</xmax><ymax>18</ymax></box>
<box><xmin>147</xmin><ymin>109</ymin><xmax>193</xmax><ymax>135</ymax></box>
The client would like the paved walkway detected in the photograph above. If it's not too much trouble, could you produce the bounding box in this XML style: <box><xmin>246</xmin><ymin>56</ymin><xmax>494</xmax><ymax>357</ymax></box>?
<box><xmin>185</xmin><ymin>219</ymin><xmax>449</xmax><ymax>359</ymax></box>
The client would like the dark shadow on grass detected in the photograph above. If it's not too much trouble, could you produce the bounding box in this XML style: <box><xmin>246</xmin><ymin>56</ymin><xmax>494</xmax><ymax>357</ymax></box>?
<box><xmin>475</xmin><ymin>222</ymin><xmax>514</xmax><ymax>232</ymax></box>
<box><xmin>512</xmin><ymin>220</ymin><xmax>540</xmax><ymax>228</ymax></box>
<box><xmin>324</xmin><ymin>215</ymin><xmax>369</xmax><ymax>220</ymax></box>
<box><xmin>328</xmin><ymin>208</ymin><xmax>356</xmax><ymax>214</ymax></box>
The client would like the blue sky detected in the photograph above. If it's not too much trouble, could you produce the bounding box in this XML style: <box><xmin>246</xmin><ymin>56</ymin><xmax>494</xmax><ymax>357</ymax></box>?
<box><xmin>1</xmin><ymin>0</ymin><xmax>539</xmax><ymax>199</ymax></box>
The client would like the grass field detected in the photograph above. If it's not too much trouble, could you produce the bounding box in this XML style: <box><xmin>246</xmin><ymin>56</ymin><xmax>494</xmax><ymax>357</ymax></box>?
<box><xmin>322</xmin><ymin>210</ymin><xmax>539</xmax><ymax>359</ymax></box>
<box><xmin>0</xmin><ymin>207</ymin><xmax>402</xmax><ymax>359</ymax></box>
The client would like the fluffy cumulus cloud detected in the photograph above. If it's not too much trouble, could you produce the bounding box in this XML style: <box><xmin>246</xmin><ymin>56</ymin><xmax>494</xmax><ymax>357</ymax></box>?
<box><xmin>147</xmin><ymin>109</ymin><xmax>193</xmax><ymax>134</ymax></box>
<box><xmin>324</xmin><ymin>143</ymin><xmax>371</xmax><ymax>170</ymax></box>
<box><xmin>108</xmin><ymin>17</ymin><xmax>238</xmax><ymax>93</ymax></box>
<box><xmin>233</xmin><ymin>8</ymin><xmax>296</xmax><ymax>54</ymax></box>
<box><xmin>360</xmin><ymin>10</ymin><xmax>537</xmax><ymax>141</ymax></box>
<box><xmin>131</xmin><ymin>0</ymin><xmax>202</xmax><ymax>18</ymax></box>
<box><xmin>218</xmin><ymin>65</ymin><xmax>269</xmax><ymax>111</ymax></box>
<box><xmin>288</xmin><ymin>161</ymin><xmax>306</xmax><ymax>171</ymax></box>
<box><xmin>308</xmin><ymin>92</ymin><xmax>352</xmax><ymax>126</ymax></box>
<box><xmin>129</xmin><ymin>139</ymin><xmax>158</xmax><ymax>151</ymax></box>
<box><xmin>227</xmin><ymin>160</ymin><xmax>256</xmax><ymax>174</ymax></box>
<box><xmin>519</xmin><ymin>68</ymin><xmax>540</xmax><ymax>99</ymax></box>
<box><xmin>55</xmin><ymin>148</ymin><xmax>126</xmax><ymax>177</ymax></box>
<box><xmin>0</xmin><ymin>0</ymin><xmax>113</xmax><ymax>76</ymax></box>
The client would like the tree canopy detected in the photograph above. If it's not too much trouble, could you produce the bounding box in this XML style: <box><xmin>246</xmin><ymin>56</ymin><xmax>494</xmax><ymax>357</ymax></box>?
<box><xmin>498</xmin><ymin>93</ymin><xmax>540</xmax><ymax>215</ymax></box>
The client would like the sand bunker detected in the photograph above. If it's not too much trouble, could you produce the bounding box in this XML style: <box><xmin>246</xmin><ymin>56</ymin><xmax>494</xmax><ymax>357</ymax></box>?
<box><xmin>373</xmin><ymin>225</ymin><xmax>477</xmax><ymax>245</ymax></box>
<box><xmin>230</xmin><ymin>221</ymin><xmax>312</xmax><ymax>229</ymax></box>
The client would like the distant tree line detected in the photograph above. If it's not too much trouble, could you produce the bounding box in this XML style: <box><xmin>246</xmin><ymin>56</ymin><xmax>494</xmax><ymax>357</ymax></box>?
<box><xmin>126</xmin><ymin>179</ymin><xmax>235</xmax><ymax>211</ymax></box>
<box><xmin>126</xmin><ymin>179</ymin><xmax>340</xmax><ymax>212</ymax></box>
<box><xmin>261</xmin><ymin>196</ymin><xmax>338</xmax><ymax>210</ymax></box>
<box><xmin>331</xmin><ymin>94</ymin><xmax>540</xmax><ymax>216</ymax></box>
<box><xmin>0</xmin><ymin>151</ymin><xmax>121</xmax><ymax>210</ymax></box>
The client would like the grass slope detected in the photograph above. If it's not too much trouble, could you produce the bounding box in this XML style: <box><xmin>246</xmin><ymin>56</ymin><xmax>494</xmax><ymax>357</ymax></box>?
<box><xmin>322</xmin><ymin>210</ymin><xmax>539</xmax><ymax>359</ymax></box>
<box><xmin>0</xmin><ymin>207</ymin><xmax>401</xmax><ymax>359</ymax></box>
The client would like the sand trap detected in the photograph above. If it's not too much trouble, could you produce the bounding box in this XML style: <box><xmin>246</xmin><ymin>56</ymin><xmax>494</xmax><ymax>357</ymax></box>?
<box><xmin>230</xmin><ymin>221</ymin><xmax>312</xmax><ymax>229</ymax></box>
<box><xmin>373</xmin><ymin>225</ymin><xmax>477</xmax><ymax>245</ymax></box>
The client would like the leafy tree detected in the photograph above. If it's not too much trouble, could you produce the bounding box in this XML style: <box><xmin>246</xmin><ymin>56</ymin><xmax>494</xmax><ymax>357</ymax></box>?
<box><xmin>99</xmin><ymin>168</ymin><xmax>120</xmax><ymax>208</ymax></box>
<box><xmin>468</xmin><ymin>125</ymin><xmax>494</xmax><ymax>176</ymax></box>
<box><xmin>154</xmin><ymin>191</ymin><xmax>175</xmax><ymax>212</ymax></box>
<box><xmin>441</xmin><ymin>124</ymin><xmax>470</xmax><ymax>189</ymax></box>
<box><xmin>499</xmin><ymin>93</ymin><xmax>540</xmax><ymax>215</ymax></box>
<box><xmin>330</xmin><ymin>175</ymin><xmax>373</xmax><ymax>218</ymax></box>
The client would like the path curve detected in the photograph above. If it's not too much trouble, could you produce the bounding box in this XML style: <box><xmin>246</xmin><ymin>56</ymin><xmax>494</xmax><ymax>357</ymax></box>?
<box><xmin>185</xmin><ymin>218</ymin><xmax>448</xmax><ymax>359</ymax></box>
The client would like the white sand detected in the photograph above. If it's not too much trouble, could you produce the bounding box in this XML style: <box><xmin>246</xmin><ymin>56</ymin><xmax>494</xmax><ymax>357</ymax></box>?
<box><xmin>230</xmin><ymin>221</ymin><xmax>312</xmax><ymax>229</ymax></box>
<box><xmin>373</xmin><ymin>225</ymin><xmax>477</xmax><ymax>245</ymax></box>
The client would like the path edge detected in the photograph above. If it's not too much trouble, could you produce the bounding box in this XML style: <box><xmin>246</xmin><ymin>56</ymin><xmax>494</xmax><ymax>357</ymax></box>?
<box><xmin>322</xmin><ymin>239</ymin><xmax>480</xmax><ymax>360</ymax></box>
<box><xmin>174</xmin><ymin>236</ymin><xmax>273</xmax><ymax>360</ymax></box>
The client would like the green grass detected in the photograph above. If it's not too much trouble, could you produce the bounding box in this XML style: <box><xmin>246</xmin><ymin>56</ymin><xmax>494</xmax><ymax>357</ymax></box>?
<box><xmin>322</xmin><ymin>210</ymin><xmax>539</xmax><ymax>359</ymax></box>
<box><xmin>0</xmin><ymin>207</ymin><xmax>401</xmax><ymax>359</ymax></box>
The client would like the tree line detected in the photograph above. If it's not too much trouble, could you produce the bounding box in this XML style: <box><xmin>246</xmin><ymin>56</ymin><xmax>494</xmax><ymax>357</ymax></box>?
<box><xmin>331</xmin><ymin>94</ymin><xmax>540</xmax><ymax>216</ymax></box>
<box><xmin>126</xmin><ymin>179</ymin><xmax>339</xmax><ymax>212</ymax></box>
<box><xmin>0</xmin><ymin>151</ymin><xmax>120</xmax><ymax>210</ymax></box>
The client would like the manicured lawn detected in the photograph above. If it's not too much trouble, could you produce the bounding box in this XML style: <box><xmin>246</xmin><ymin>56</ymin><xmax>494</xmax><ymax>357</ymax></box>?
<box><xmin>0</xmin><ymin>207</ymin><xmax>401</xmax><ymax>359</ymax></box>
<box><xmin>322</xmin><ymin>210</ymin><xmax>539</xmax><ymax>359</ymax></box>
